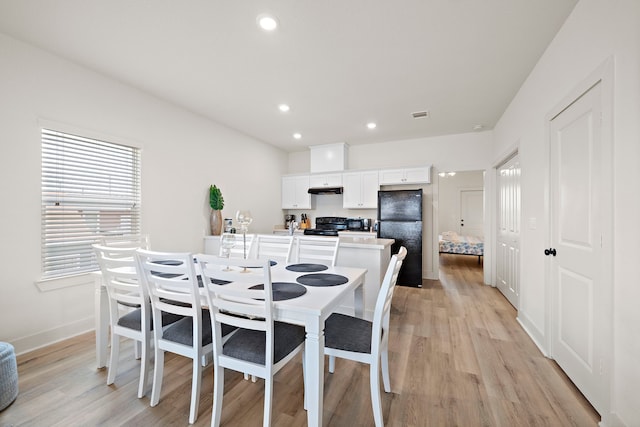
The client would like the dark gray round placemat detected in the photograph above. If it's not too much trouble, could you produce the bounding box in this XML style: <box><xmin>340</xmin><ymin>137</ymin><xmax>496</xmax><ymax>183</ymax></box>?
<box><xmin>151</xmin><ymin>259</ymin><xmax>183</xmax><ymax>266</ymax></box>
<box><xmin>286</xmin><ymin>263</ymin><xmax>328</xmax><ymax>272</ymax></box>
<box><xmin>151</xmin><ymin>259</ymin><xmax>186</xmax><ymax>278</ymax></box>
<box><xmin>249</xmin><ymin>282</ymin><xmax>307</xmax><ymax>301</ymax></box>
<box><xmin>197</xmin><ymin>275</ymin><xmax>232</xmax><ymax>287</ymax></box>
<box><xmin>296</xmin><ymin>273</ymin><xmax>349</xmax><ymax>287</ymax></box>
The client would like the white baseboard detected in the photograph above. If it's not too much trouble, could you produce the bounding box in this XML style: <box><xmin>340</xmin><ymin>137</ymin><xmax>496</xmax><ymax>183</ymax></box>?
<box><xmin>11</xmin><ymin>316</ymin><xmax>94</xmax><ymax>356</ymax></box>
<box><xmin>516</xmin><ymin>314</ymin><xmax>549</xmax><ymax>357</ymax></box>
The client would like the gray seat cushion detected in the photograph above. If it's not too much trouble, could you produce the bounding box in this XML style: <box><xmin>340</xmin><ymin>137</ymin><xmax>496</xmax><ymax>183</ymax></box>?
<box><xmin>324</xmin><ymin>313</ymin><xmax>374</xmax><ymax>354</ymax></box>
<box><xmin>162</xmin><ymin>310</ymin><xmax>236</xmax><ymax>347</ymax></box>
<box><xmin>117</xmin><ymin>308</ymin><xmax>183</xmax><ymax>330</ymax></box>
<box><xmin>223</xmin><ymin>322</ymin><xmax>305</xmax><ymax>365</ymax></box>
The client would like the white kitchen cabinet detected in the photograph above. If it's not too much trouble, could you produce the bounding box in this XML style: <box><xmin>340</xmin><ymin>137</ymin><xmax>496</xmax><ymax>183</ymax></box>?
<box><xmin>378</xmin><ymin>165</ymin><xmax>431</xmax><ymax>185</ymax></box>
<box><xmin>309</xmin><ymin>173</ymin><xmax>342</xmax><ymax>188</ymax></box>
<box><xmin>342</xmin><ymin>170</ymin><xmax>379</xmax><ymax>208</ymax></box>
<box><xmin>282</xmin><ymin>175</ymin><xmax>311</xmax><ymax>209</ymax></box>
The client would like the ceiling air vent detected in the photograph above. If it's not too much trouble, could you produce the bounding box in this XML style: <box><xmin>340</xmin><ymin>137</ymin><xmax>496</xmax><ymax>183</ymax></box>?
<box><xmin>412</xmin><ymin>111</ymin><xmax>430</xmax><ymax>119</ymax></box>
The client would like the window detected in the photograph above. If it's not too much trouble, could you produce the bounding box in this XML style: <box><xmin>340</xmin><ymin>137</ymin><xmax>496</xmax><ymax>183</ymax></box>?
<box><xmin>41</xmin><ymin>128</ymin><xmax>141</xmax><ymax>279</ymax></box>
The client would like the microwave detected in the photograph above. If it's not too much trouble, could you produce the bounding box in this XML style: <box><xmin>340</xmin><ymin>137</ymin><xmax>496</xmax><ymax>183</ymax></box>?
<box><xmin>346</xmin><ymin>218</ymin><xmax>372</xmax><ymax>232</ymax></box>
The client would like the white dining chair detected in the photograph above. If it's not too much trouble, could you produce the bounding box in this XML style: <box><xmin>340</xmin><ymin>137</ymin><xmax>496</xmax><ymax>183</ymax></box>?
<box><xmin>323</xmin><ymin>246</ymin><xmax>407</xmax><ymax>427</ymax></box>
<box><xmin>93</xmin><ymin>244</ymin><xmax>183</xmax><ymax>398</ymax></box>
<box><xmin>294</xmin><ymin>235</ymin><xmax>340</xmax><ymax>266</ymax></box>
<box><xmin>135</xmin><ymin>250</ymin><xmax>235</xmax><ymax>424</ymax></box>
<box><xmin>255</xmin><ymin>234</ymin><xmax>294</xmax><ymax>263</ymax></box>
<box><xmin>97</xmin><ymin>234</ymin><xmax>150</xmax><ymax>359</ymax></box>
<box><xmin>196</xmin><ymin>254</ymin><xmax>306</xmax><ymax>427</ymax></box>
<box><xmin>226</xmin><ymin>233</ymin><xmax>255</xmax><ymax>259</ymax></box>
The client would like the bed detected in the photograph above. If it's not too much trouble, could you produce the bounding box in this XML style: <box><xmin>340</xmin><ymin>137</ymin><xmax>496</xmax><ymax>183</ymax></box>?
<box><xmin>438</xmin><ymin>231</ymin><xmax>484</xmax><ymax>263</ymax></box>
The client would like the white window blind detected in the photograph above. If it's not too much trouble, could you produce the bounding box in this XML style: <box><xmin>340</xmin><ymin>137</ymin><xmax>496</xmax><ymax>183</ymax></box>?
<box><xmin>41</xmin><ymin>128</ymin><xmax>141</xmax><ymax>278</ymax></box>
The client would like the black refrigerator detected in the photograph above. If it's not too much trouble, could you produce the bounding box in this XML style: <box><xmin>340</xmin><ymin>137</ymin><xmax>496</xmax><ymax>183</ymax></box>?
<box><xmin>377</xmin><ymin>189</ymin><xmax>423</xmax><ymax>287</ymax></box>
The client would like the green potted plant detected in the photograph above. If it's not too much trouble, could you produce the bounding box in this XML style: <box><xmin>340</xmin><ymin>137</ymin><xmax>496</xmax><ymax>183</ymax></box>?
<box><xmin>209</xmin><ymin>185</ymin><xmax>225</xmax><ymax>235</ymax></box>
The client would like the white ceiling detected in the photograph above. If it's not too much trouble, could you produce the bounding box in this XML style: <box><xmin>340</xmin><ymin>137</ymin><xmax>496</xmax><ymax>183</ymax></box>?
<box><xmin>0</xmin><ymin>0</ymin><xmax>577</xmax><ymax>152</ymax></box>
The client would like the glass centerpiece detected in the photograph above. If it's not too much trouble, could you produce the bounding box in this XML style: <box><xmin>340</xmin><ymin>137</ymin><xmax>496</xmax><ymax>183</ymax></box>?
<box><xmin>235</xmin><ymin>210</ymin><xmax>253</xmax><ymax>272</ymax></box>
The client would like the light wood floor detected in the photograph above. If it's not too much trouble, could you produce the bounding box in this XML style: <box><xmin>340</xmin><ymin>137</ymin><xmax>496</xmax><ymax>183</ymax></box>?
<box><xmin>1</xmin><ymin>254</ymin><xmax>600</xmax><ymax>426</ymax></box>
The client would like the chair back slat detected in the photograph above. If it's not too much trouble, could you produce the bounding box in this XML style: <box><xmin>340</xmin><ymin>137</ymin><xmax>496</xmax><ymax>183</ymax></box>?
<box><xmin>255</xmin><ymin>234</ymin><xmax>293</xmax><ymax>263</ymax></box>
<box><xmin>100</xmin><ymin>234</ymin><xmax>150</xmax><ymax>249</ymax></box>
<box><xmin>93</xmin><ymin>244</ymin><xmax>145</xmax><ymax>310</ymax></box>
<box><xmin>295</xmin><ymin>235</ymin><xmax>340</xmax><ymax>266</ymax></box>
<box><xmin>225</xmin><ymin>234</ymin><xmax>255</xmax><ymax>258</ymax></box>
<box><xmin>135</xmin><ymin>250</ymin><xmax>202</xmax><ymax>319</ymax></box>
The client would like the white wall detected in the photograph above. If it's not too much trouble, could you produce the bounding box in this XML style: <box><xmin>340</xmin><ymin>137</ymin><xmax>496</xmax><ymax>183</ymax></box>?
<box><xmin>0</xmin><ymin>33</ymin><xmax>288</xmax><ymax>354</ymax></box>
<box><xmin>492</xmin><ymin>0</ymin><xmax>640</xmax><ymax>425</ymax></box>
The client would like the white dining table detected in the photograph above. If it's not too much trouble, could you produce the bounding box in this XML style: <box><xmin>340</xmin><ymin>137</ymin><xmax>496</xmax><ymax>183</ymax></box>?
<box><xmin>92</xmin><ymin>257</ymin><xmax>367</xmax><ymax>427</ymax></box>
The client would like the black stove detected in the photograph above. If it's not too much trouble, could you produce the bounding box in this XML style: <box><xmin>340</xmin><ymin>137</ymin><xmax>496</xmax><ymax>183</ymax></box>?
<box><xmin>303</xmin><ymin>217</ymin><xmax>348</xmax><ymax>236</ymax></box>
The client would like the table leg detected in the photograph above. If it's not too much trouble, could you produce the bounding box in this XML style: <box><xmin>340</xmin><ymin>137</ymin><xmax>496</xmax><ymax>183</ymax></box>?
<box><xmin>353</xmin><ymin>279</ymin><xmax>365</xmax><ymax>319</ymax></box>
<box><xmin>305</xmin><ymin>318</ymin><xmax>324</xmax><ymax>427</ymax></box>
<box><xmin>94</xmin><ymin>274</ymin><xmax>109</xmax><ymax>369</ymax></box>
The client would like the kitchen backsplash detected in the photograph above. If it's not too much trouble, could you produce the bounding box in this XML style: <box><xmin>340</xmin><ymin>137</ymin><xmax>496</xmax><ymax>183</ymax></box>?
<box><xmin>285</xmin><ymin>194</ymin><xmax>377</xmax><ymax>227</ymax></box>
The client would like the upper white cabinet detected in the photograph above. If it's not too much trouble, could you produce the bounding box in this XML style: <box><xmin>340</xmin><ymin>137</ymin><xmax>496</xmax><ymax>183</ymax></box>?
<box><xmin>342</xmin><ymin>170</ymin><xmax>379</xmax><ymax>209</ymax></box>
<box><xmin>309</xmin><ymin>173</ymin><xmax>342</xmax><ymax>188</ymax></box>
<box><xmin>282</xmin><ymin>175</ymin><xmax>311</xmax><ymax>209</ymax></box>
<box><xmin>378</xmin><ymin>166</ymin><xmax>431</xmax><ymax>185</ymax></box>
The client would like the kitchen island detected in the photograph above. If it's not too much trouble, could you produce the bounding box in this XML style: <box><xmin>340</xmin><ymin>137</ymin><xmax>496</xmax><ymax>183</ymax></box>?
<box><xmin>203</xmin><ymin>234</ymin><xmax>394</xmax><ymax>319</ymax></box>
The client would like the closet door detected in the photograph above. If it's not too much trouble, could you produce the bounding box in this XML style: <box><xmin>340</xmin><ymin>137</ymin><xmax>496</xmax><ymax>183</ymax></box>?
<box><xmin>496</xmin><ymin>154</ymin><xmax>521</xmax><ymax>309</ymax></box>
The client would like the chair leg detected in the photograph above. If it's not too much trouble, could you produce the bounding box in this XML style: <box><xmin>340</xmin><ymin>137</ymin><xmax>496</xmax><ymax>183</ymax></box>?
<box><xmin>150</xmin><ymin>348</ymin><xmax>164</xmax><ymax>407</ymax></box>
<box><xmin>242</xmin><ymin>372</ymin><xmax>257</xmax><ymax>382</ymax></box>
<box><xmin>369</xmin><ymin>362</ymin><xmax>384</xmax><ymax>427</ymax></box>
<box><xmin>134</xmin><ymin>340</ymin><xmax>142</xmax><ymax>360</ymax></box>
<box><xmin>137</xmin><ymin>337</ymin><xmax>151</xmax><ymax>398</ymax></box>
<box><xmin>328</xmin><ymin>355</ymin><xmax>336</xmax><ymax>373</ymax></box>
<box><xmin>263</xmin><ymin>376</ymin><xmax>273</xmax><ymax>427</ymax></box>
<box><xmin>189</xmin><ymin>356</ymin><xmax>203</xmax><ymax>424</ymax></box>
<box><xmin>212</xmin><ymin>365</ymin><xmax>224</xmax><ymax>427</ymax></box>
<box><xmin>381</xmin><ymin>350</ymin><xmax>391</xmax><ymax>393</ymax></box>
<box><xmin>106</xmin><ymin>334</ymin><xmax>119</xmax><ymax>385</ymax></box>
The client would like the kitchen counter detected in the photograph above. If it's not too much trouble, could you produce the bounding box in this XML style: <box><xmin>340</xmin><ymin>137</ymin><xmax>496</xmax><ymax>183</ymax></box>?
<box><xmin>337</xmin><ymin>235</ymin><xmax>393</xmax><ymax>249</ymax></box>
<box><xmin>273</xmin><ymin>227</ymin><xmax>304</xmax><ymax>235</ymax></box>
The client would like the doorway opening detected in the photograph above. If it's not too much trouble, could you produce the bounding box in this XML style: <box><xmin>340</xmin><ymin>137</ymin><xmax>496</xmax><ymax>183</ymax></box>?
<box><xmin>437</xmin><ymin>170</ymin><xmax>485</xmax><ymax>276</ymax></box>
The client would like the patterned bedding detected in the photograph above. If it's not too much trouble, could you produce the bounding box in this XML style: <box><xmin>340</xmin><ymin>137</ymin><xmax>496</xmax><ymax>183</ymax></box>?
<box><xmin>439</xmin><ymin>231</ymin><xmax>484</xmax><ymax>256</ymax></box>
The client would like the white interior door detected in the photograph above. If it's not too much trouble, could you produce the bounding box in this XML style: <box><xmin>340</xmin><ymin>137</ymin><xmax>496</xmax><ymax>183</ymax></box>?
<box><xmin>496</xmin><ymin>155</ymin><xmax>520</xmax><ymax>308</ymax></box>
<box><xmin>459</xmin><ymin>189</ymin><xmax>483</xmax><ymax>237</ymax></box>
<box><xmin>549</xmin><ymin>82</ymin><xmax>604</xmax><ymax>412</ymax></box>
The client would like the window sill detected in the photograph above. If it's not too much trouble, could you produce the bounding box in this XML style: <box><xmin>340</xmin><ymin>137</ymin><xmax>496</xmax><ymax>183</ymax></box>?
<box><xmin>36</xmin><ymin>272</ymin><xmax>99</xmax><ymax>292</ymax></box>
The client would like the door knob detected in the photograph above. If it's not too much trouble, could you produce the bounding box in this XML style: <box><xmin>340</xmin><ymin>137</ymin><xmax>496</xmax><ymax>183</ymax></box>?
<box><xmin>544</xmin><ymin>248</ymin><xmax>557</xmax><ymax>256</ymax></box>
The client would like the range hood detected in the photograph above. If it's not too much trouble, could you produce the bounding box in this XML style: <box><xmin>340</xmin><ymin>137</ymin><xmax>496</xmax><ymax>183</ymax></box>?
<box><xmin>308</xmin><ymin>186</ymin><xmax>343</xmax><ymax>195</ymax></box>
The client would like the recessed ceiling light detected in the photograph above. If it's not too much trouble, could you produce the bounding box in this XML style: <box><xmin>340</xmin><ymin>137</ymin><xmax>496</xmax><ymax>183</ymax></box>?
<box><xmin>473</xmin><ymin>124</ymin><xmax>484</xmax><ymax>131</ymax></box>
<box><xmin>257</xmin><ymin>14</ymin><xmax>278</xmax><ymax>31</ymax></box>
<box><xmin>366</xmin><ymin>122</ymin><xmax>377</xmax><ymax>129</ymax></box>
<box><xmin>278</xmin><ymin>104</ymin><xmax>290</xmax><ymax>113</ymax></box>
<box><xmin>293</xmin><ymin>133</ymin><xmax>302</xmax><ymax>140</ymax></box>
